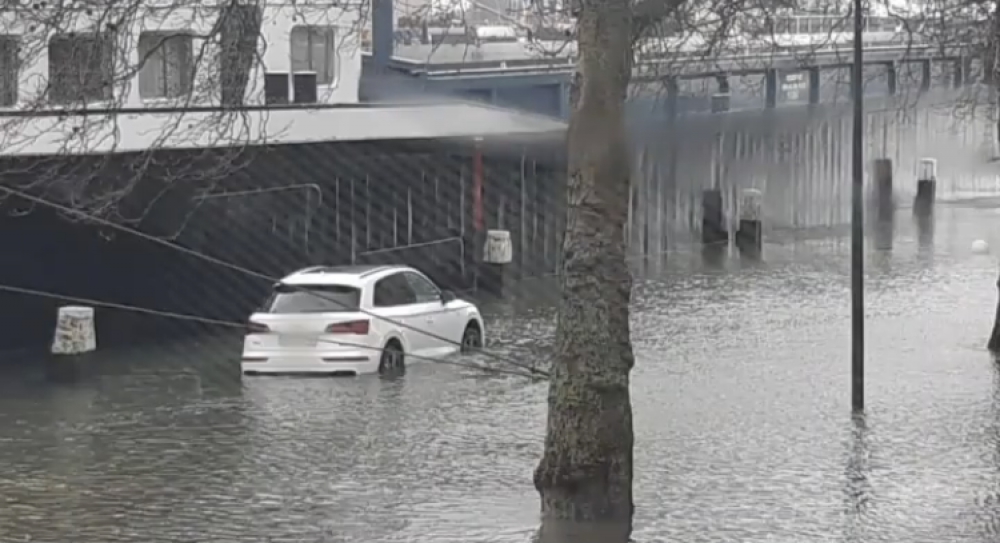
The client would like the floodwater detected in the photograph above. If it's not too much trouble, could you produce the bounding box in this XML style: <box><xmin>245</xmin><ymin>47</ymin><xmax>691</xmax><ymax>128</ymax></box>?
<box><xmin>3</xmin><ymin>203</ymin><xmax>1000</xmax><ymax>543</ymax></box>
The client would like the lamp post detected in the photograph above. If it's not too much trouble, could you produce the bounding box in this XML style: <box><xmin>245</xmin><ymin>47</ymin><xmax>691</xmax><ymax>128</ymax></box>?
<box><xmin>851</xmin><ymin>0</ymin><xmax>865</xmax><ymax>413</ymax></box>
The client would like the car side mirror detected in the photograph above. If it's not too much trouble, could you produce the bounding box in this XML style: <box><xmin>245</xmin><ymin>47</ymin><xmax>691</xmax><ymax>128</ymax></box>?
<box><xmin>440</xmin><ymin>290</ymin><xmax>457</xmax><ymax>303</ymax></box>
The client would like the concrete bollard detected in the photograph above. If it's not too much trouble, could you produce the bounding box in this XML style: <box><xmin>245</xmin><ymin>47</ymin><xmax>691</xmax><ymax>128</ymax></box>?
<box><xmin>701</xmin><ymin>189</ymin><xmax>727</xmax><ymax>246</ymax></box>
<box><xmin>480</xmin><ymin>230</ymin><xmax>513</xmax><ymax>297</ymax></box>
<box><xmin>47</xmin><ymin>306</ymin><xmax>97</xmax><ymax>383</ymax></box>
<box><xmin>873</xmin><ymin>214</ymin><xmax>894</xmax><ymax>251</ymax></box>
<box><xmin>914</xmin><ymin>158</ymin><xmax>937</xmax><ymax>217</ymax></box>
<box><xmin>872</xmin><ymin>158</ymin><xmax>894</xmax><ymax>221</ymax></box>
<box><xmin>735</xmin><ymin>188</ymin><xmax>763</xmax><ymax>257</ymax></box>
<box><xmin>916</xmin><ymin>213</ymin><xmax>934</xmax><ymax>251</ymax></box>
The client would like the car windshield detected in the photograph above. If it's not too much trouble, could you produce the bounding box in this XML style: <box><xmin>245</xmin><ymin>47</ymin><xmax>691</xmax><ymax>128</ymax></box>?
<box><xmin>265</xmin><ymin>284</ymin><xmax>361</xmax><ymax>313</ymax></box>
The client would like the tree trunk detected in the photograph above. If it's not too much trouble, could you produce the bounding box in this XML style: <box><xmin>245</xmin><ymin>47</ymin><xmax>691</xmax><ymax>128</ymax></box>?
<box><xmin>989</xmin><ymin>275</ymin><xmax>1000</xmax><ymax>352</ymax></box>
<box><xmin>991</xmin><ymin>3</ymin><xmax>1000</xmax><ymax>157</ymax></box>
<box><xmin>533</xmin><ymin>0</ymin><xmax>636</xmax><ymax>538</ymax></box>
<box><xmin>219</xmin><ymin>3</ymin><xmax>263</xmax><ymax>108</ymax></box>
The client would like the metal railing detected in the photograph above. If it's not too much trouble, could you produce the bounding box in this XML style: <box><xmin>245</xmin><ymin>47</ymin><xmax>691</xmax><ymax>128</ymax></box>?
<box><xmin>403</xmin><ymin>37</ymin><xmax>957</xmax><ymax>79</ymax></box>
<box><xmin>356</xmin><ymin>236</ymin><xmax>468</xmax><ymax>286</ymax></box>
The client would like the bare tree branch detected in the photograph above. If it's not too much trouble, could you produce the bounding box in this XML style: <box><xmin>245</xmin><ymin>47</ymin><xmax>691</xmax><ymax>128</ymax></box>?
<box><xmin>0</xmin><ymin>0</ymin><xmax>364</xmax><ymax>228</ymax></box>
<box><xmin>632</xmin><ymin>0</ymin><xmax>687</xmax><ymax>40</ymax></box>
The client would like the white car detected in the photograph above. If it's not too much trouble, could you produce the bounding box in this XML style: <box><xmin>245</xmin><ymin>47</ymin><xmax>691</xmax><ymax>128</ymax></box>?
<box><xmin>241</xmin><ymin>265</ymin><xmax>485</xmax><ymax>376</ymax></box>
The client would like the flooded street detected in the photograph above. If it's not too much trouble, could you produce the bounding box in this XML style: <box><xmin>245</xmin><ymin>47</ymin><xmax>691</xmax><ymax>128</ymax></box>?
<box><xmin>4</xmin><ymin>203</ymin><xmax>1000</xmax><ymax>542</ymax></box>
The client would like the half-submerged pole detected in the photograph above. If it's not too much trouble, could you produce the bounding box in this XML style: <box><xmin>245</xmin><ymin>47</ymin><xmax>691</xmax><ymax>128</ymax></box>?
<box><xmin>851</xmin><ymin>0</ymin><xmax>865</xmax><ymax>413</ymax></box>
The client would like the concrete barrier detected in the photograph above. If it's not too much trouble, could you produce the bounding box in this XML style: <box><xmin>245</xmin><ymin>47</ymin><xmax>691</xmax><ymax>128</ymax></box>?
<box><xmin>47</xmin><ymin>306</ymin><xmax>96</xmax><ymax>383</ymax></box>
<box><xmin>481</xmin><ymin>230</ymin><xmax>512</xmax><ymax>297</ymax></box>
<box><xmin>736</xmin><ymin>188</ymin><xmax>763</xmax><ymax>257</ymax></box>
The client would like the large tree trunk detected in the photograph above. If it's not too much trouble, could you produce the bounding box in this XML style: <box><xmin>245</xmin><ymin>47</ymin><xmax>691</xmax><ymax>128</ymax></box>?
<box><xmin>990</xmin><ymin>3</ymin><xmax>1000</xmax><ymax>157</ymax></box>
<box><xmin>988</xmin><ymin>275</ymin><xmax>1000</xmax><ymax>352</ymax></box>
<box><xmin>533</xmin><ymin>0</ymin><xmax>636</xmax><ymax>539</ymax></box>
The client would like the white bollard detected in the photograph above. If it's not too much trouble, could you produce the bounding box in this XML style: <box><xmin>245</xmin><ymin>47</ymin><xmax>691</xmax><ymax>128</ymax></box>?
<box><xmin>481</xmin><ymin>230</ymin><xmax>513</xmax><ymax>297</ymax></box>
<box><xmin>739</xmin><ymin>188</ymin><xmax>763</xmax><ymax>222</ymax></box>
<box><xmin>972</xmin><ymin>239</ymin><xmax>990</xmax><ymax>255</ymax></box>
<box><xmin>918</xmin><ymin>158</ymin><xmax>937</xmax><ymax>181</ymax></box>
<box><xmin>483</xmin><ymin>230</ymin><xmax>513</xmax><ymax>264</ymax></box>
<box><xmin>47</xmin><ymin>306</ymin><xmax>96</xmax><ymax>382</ymax></box>
<box><xmin>736</xmin><ymin>188</ymin><xmax>763</xmax><ymax>257</ymax></box>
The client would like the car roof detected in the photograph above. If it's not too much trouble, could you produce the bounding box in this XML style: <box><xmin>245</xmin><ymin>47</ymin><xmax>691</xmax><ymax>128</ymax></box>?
<box><xmin>279</xmin><ymin>265</ymin><xmax>413</xmax><ymax>286</ymax></box>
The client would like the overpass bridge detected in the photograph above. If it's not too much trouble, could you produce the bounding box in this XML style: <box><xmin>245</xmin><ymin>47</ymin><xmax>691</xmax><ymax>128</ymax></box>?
<box><xmin>362</xmin><ymin>37</ymin><xmax>980</xmax><ymax>119</ymax></box>
<box><xmin>359</xmin><ymin>28</ymin><xmax>996</xmax><ymax>260</ymax></box>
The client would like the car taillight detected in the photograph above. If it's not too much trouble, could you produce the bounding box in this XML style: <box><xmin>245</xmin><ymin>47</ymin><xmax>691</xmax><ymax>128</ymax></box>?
<box><xmin>247</xmin><ymin>321</ymin><xmax>270</xmax><ymax>334</ymax></box>
<box><xmin>325</xmin><ymin>320</ymin><xmax>370</xmax><ymax>335</ymax></box>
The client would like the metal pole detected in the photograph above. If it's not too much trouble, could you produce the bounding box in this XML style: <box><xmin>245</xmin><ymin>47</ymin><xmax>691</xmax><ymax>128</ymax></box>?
<box><xmin>851</xmin><ymin>0</ymin><xmax>865</xmax><ymax>412</ymax></box>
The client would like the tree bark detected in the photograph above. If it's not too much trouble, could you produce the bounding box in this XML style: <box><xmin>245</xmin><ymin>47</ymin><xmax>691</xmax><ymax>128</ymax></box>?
<box><xmin>990</xmin><ymin>3</ymin><xmax>1000</xmax><ymax>157</ymax></box>
<box><xmin>988</xmin><ymin>275</ymin><xmax>1000</xmax><ymax>352</ymax></box>
<box><xmin>219</xmin><ymin>3</ymin><xmax>263</xmax><ymax>108</ymax></box>
<box><xmin>533</xmin><ymin>0</ymin><xmax>636</xmax><ymax>538</ymax></box>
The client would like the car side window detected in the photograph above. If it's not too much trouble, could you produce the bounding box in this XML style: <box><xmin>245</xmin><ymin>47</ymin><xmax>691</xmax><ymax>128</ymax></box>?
<box><xmin>373</xmin><ymin>273</ymin><xmax>417</xmax><ymax>307</ymax></box>
<box><xmin>404</xmin><ymin>272</ymin><xmax>441</xmax><ymax>303</ymax></box>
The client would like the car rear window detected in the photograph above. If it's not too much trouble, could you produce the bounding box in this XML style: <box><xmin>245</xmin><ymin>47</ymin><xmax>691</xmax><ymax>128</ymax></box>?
<box><xmin>265</xmin><ymin>284</ymin><xmax>361</xmax><ymax>313</ymax></box>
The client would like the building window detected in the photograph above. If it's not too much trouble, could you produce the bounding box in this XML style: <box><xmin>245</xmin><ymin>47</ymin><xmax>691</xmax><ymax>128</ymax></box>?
<box><xmin>48</xmin><ymin>33</ymin><xmax>113</xmax><ymax>104</ymax></box>
<box><xmin>0</xmin><ymin>36</ymin><xmax>18</xmax><ymax>106</ymax></box>
<box><xmin>137</xmin><ymin>32</ymin><xmax>193</xmax><ymax>99</ymax></box>
<box><xmin>290</xmin><ymin>26</ymin><xmax>337</xmax><ymax>85</ymax></box>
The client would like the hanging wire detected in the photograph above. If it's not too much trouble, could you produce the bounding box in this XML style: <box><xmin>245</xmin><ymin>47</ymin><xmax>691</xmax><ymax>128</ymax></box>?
<box><xmin>0</xmin><ymin>282</ymin><xmax>545</xmax><ymax>380</ymax></box>
<box><xmin>0</xmin><ymin>185</ymin><xmax>550</xmax><ymax>379</ymax></box>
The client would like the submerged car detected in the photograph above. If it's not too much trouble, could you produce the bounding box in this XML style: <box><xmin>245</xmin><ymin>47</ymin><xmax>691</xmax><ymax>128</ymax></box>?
<box><xmin>241</xmin><ymin>265</ymin><xmax>485</xmax><ymax>376</ymax></box>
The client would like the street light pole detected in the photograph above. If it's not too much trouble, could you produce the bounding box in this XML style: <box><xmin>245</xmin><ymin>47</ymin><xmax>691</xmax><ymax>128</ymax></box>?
<box><xmin>851</xmin><ymin>0</ymin><xmax>865</xmax><ymax>413</ymax></box>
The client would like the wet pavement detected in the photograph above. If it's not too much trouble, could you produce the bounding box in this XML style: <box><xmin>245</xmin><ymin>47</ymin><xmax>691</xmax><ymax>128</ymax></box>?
<box><xmin>3</xmin><ymin>203</ymin><xmax>1000</xmax><ymax>542</ymax></box>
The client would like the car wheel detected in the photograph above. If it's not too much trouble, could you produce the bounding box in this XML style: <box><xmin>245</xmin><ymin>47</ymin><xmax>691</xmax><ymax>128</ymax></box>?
<box><xmin>378</xmin><ymin>341</ymin><xmax>405</xmax><ymax>377</ymax></box>
<box><xmin>461</xmin><ymin>323</ymin><xmax>482</xmax><ymax>353</ymax></box>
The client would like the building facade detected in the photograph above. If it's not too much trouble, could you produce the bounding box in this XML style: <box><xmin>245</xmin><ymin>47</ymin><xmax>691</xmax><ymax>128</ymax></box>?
<box><xmin>0</xmin><ymin>1</ymin><xmax>568</xmax><ymax>354</ymax></box>
<box><xmin>0</xmin><ymin>1</ymin><xmax>363</xmax><ymax>113</ymax></box>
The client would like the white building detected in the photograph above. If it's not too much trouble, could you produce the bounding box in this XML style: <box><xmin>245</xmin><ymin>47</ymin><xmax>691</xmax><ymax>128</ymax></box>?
<box><xmin>0</xmin><ymin>1</ymin><xmax>563</xmax><ymax>156</ymax></box>
<box><xmin>395</xmin><ymin>0</ymin><xmax>437</xmax><ymax>21</ymax></box>
<box><xmin>0</xmin><ymin>2</ymin><xmax>362</xmax><ymax>112</ymax></box>
<box><xmin>467</xmin><ymin>0</ymin><xmax>526</xmax><ymax>25</ymax></box>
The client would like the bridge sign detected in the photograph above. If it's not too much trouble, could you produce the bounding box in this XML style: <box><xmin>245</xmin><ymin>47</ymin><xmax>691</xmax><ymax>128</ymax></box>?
<box><xmin>781</xmin><ymin>70</ymin><xmax>809</xmax><ymax>103</ymax></box>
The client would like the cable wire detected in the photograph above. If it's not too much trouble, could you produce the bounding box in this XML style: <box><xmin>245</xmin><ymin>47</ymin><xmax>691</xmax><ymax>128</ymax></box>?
<box><xmin>0</xmin><ymin>185</ymin><xmax>548</xmax><ymax>378</ymax></box>
<box><xmin>0</xmin><ymin>282</ymin><xmax>545</xmax><ymax>380</ymax></box>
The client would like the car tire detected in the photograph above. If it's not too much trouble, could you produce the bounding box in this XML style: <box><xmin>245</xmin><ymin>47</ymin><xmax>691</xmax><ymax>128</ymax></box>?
<box><xmin>378</xmin><ymin>340</ymin><xmax>405</xmax><ymax>377</ymax></box>
<box><xmin>460</xmin><ymin>322</ymin><xmax>483</xmax><ymax>353</ymax></box>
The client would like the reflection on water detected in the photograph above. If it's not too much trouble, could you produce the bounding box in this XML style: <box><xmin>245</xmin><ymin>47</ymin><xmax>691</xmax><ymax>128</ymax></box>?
<box><xmin>916</xmin><ymin>214</ymin><xmax>935</xmax><ymax>255</ymax></box>
<box><xmin>701</xmin><ymin>243</ymin><xmax>728</xmax><ymax>269</ymax></box>
<box><xmin>873</xmin><ymin>215</ymin><xmax>894</xmax><ymax>253</ymax></box>
<box><xmin>534</xmin><ymin>519</ymin><xmax>632</xmax><ymax>543</ymax></box>
<box><xmin>3</xmin><ymin>204</ymin><xmax>1000</xmax><ymax>542</ymax></box>
<box><xmin>843</xmin><ymin>414</ymin><xmax>872</xmax><ymax>543</ymax></box>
